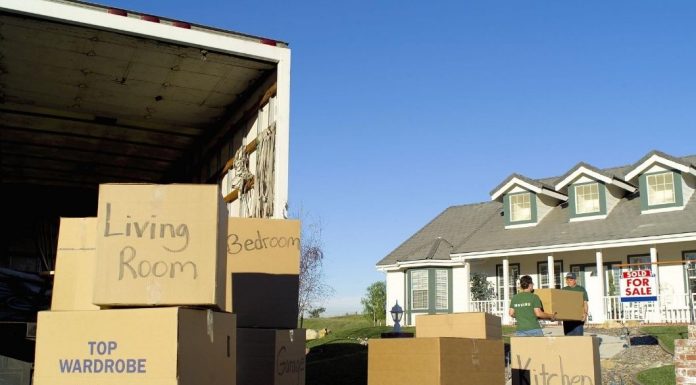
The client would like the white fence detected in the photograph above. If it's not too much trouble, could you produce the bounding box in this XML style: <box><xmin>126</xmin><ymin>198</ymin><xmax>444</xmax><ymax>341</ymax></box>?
<box><xmin>471</xmin><ymin>293</ymin><xmax>696</xmax><ymax>324</ymax></box>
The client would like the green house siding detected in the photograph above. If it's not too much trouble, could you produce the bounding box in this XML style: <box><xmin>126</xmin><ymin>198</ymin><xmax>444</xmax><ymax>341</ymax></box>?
<box><xmin>639</xmin><ymin>170</ymin><xmax>684</xmax><ymax>211</ymax></box>
<box><xmin>568</xmin><ymin>181</ymin><xmax>607</xmax><ymax>218</ymax></box>
<box><xmin>405</xmin><ymin>268</ymin><xmax>453</xmax><ymax>324</ymax></box>
<box><xmin>504</xmin><ymin>191</ymin><xmax>537</xmax><ymax>226</ymax></box>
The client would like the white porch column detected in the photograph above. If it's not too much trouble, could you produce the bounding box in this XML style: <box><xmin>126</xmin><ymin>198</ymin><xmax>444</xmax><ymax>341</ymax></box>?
<box><xmin>651</xmin><ymin>246</ymin><xmax>661</xmax><ymax>321</ymax></box>
<box><xmin>503</xmin><ymin>258</ymin><xmax>510</xmax><ymax>324</ymax></box>
<box><xmin>594</xmin><ymin>250</ymin><xmax>606</xmax><ymax>323</ymax></box>
<box><xmin>547</xmin><ymin>255</ymin><xmax>555</xmax><ymax>288</ymax></box>
<box><xmin>463</xmin><ymin>262</ymin><xmax>471</xmax><ymax>312</ymax></box>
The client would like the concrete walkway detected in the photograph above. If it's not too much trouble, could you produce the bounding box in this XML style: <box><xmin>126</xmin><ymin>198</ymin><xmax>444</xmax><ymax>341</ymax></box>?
<box><xmin>542</xmin><ymin>325</ymin><xmax>627</xmax><ymax>359</ymax></box>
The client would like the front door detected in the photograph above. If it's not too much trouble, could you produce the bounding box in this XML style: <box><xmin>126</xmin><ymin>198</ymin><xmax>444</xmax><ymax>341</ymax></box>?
<box><xmin>571</xmin><ymin>265</ymin><xmax>602</xmax><ymax>322</ymax></box>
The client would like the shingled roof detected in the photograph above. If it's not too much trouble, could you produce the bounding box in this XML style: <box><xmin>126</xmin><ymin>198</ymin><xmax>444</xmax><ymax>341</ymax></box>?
<box><xmin>377</xmin><ymin>152</ymin><xmax>696</xmax><ymax>267</ymax></box>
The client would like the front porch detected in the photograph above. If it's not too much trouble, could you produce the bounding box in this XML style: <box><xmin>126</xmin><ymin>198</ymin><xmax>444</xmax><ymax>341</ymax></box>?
<box><xmin>470</xmin><ymin>293</ymin><xmax>696</xmax><ymax>325</ymax></box>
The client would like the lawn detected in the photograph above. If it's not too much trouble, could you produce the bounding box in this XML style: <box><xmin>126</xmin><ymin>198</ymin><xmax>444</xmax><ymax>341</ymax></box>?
<box><xmin>303</xmin><ymin>316</ymin><xmax>684</xmax><ymax>385</ymax></box>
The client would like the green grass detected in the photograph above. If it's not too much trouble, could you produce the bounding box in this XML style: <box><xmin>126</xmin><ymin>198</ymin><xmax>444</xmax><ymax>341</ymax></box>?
<box><xmin>636</xmin><ymin>364</ymin><xmax>675</xmax><ymax>385</ymax></box>
<box><xmin>639</xmin><ymin>325</ymin><xmax>687</xmax><ymax>353</ymax></box>
<box><xmin>303</xmin><ymin>317</ymin><xmax>685</xmax><ymax>385</ymax></box>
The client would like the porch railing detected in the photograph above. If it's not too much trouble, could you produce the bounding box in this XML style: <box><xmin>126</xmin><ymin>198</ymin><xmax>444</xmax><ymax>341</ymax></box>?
<box><xmin>469</xmin><ymin>293</ymin><xmax>696</xmax><ymax>324</ymax></box>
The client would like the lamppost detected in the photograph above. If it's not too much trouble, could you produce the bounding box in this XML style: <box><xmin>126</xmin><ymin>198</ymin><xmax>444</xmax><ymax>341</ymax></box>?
<box><xmin>390</xmin><ymin>300</ymin><xmax>403</xmax><ymax>333</ymax></box>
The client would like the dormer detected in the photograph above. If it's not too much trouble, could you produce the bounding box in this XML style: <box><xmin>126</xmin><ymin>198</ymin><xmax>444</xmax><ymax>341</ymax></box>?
<box><xmin>490</xmin><ymin>174</ymin><xmax>567</xmax><ymax>229</ymax></box>
<box><xmin>554</xmin><ymin>162</ymin><xmax>636</xmax><ymax>222</ymax></box>
<box><xmin>624</xmin><ymin>151</ymin><xmax>696</xmax><ymax>214</ymax></box>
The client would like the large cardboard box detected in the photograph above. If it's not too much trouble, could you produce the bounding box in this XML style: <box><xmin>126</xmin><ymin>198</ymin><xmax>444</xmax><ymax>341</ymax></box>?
<box><xmin>93</xmin><ymin>184</ymin><xmax>227</xmax><ymax>308</ymax></box>
<box><xmin>51</xmin><ymin>217</ymin><xmax>100</xmax><ymax>311</ymax></box>
<box><xmin>510</xmin><ymin>336</ymin><xmax>601</xmax><ymax>385</ymax></box>
<box><xmin>237</xmin><ymin>328</ymin><xmax>305</xmax><ymax>385</ymax></box>
<box><xmin>226</xmin><ymin>218</ymin><xmax>300</xmax><ymax>328</ymax></box>
<box><xmin>33</xmin><ymin>307</ymin><xmax>236</xmax><ymax>385</ymax></box>
<box><xmin>415</xmin><ymin>313</ymin><xmax>501</xmax><ymax>339</ymax></box>
<box><xmin>368</xmin><ymin>337</ymin><xmax>504</xmax><ymax>385</ymax></box>
<box><xmin>534</xmin><ymin>289</ymin><xmax>584</xmax><ymax>321</ymax></box>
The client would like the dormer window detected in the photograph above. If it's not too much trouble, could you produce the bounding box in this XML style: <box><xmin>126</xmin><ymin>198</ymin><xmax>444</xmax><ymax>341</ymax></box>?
<box><xmin>575</xmin><ymin>183</ymin><xmax>600</xmax><ymax>214</ymax></box>
<box><xmin>510</xmin><ymin>192</ymin><xmax>532</xmax><ymax>222</ymax></box>
<box><xmin>646</xmin><ymin>172</ymin><xmax>676</xmax><ymax>206</ymax></box>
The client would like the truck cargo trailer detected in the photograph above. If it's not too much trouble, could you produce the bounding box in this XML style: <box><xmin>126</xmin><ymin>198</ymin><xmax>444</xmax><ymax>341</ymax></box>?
<box><xmin>0</xmin><ymin>0</ymin><xmax>292</xmax><ymax>351</ymax></box>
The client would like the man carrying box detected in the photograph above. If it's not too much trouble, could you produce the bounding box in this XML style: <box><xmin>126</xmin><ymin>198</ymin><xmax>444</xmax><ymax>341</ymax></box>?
<box><xmin>562</xmin><ymin>272</ymin><xmax>589</xmax><ymax>336</ymax></box>
<box><xmin>509</xmin><ymin>275</ymin><xmax>556</xmax><ymax>336</ymax></box>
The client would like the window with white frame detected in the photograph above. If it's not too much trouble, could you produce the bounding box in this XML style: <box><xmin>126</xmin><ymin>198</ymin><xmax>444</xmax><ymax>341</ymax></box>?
<box><xmin>628</xmin><ymin>255</ymin><xmax>651</xmax><ymax>271</ymax></box>
<box><xmin>538</xmin><ymin>261</ymin><xmax>563</xmax><ymax>289</ymax></box>
<box><xmin>496</xmin><ymin>264</ymin><xmax>520</xmax><ymax>299</ymax></box>
<box><xmin>411</xmin><ymin>270</ymin><xmax>429</xmax><ymax>310</ymax></box>
<box><xmin>435</xmin><ymin>269</ymin><xmax>448</xmax><ymax>309</ymax></box>
<box><xmin>575</xmin><ymin>183</ymin><xmax>600</xmax><ymax>214</ymax></box>
<box><xmin>510</xmin><ymin>193</ymin><xmax>531</xmax><ymax>222</ymax></box>
<box><xmin>684</xmin><ymin>251</ymin><xmax>696</xmax><ymax>296</ymax></box>
<box><xmin>647</xmin><ymin>172</ymin><xmax>676</xmax><ymax>206</ymax></box>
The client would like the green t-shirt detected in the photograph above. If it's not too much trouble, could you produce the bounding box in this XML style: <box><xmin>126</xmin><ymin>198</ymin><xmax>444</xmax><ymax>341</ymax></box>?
<box><xmin>562</xmin><ymin>284</ymin><xmax>589</xmax><ymax>301</ymax></box>
<box><xmin>509</xmin><ymin>292</ymin><xmax>543</xmax><ymax>331</ymax></box>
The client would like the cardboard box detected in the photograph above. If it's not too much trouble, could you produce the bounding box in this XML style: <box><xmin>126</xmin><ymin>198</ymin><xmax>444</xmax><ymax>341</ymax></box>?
<box><xmin>51</xmin><ymin>218</ymin><xmax>100</xmax><ymax>311</ymax></box>
<box><xmin>237</xmin><ymin>328</ymin><xmax>305</xmax><ymax>385</ymax></box>
<box><xmin>415</xmin><ymin>313</ymin><xmax>501</xmax><ymax>339</ymax></box>
<box><xmin>93</xmin><ymin>184</ymin><xmax>227</xmax><ymax>308</ymax></box>
<box><xmin>534</xmin><ymin>289</ymin><xmax>584</xmax><ymax>321</ymax></box>
<box><xmin>33</xmin><ymin>307</ymin><xmax>236</xmax><ymax>385</ymax></box>
<box><xmin>226</xmin><ymin>218</ymin><xmax>300</xmax><ymax>328</ymax></box>
<box><xmin>368</xmin><ymin>337</ymin><xmax>504</xmax><ymax>385</ymax></box>
<box><xmin>510</xmin><ymin>336</ymin><xmax>601</xmax><ymax>385</ymax></box>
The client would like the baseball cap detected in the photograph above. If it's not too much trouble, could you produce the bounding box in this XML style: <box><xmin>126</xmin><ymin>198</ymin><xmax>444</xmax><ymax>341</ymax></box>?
<box><xmin>565</xmin><ymin>272</ymin><xmax>577</xmax><ymax>279</ymax></box>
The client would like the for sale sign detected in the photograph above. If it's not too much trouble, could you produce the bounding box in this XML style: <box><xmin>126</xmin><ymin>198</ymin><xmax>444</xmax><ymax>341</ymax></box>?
<box><xmin>620</xmin><ymin>269</ymin><xmax>657</xmax><ymax>302</ymax></box>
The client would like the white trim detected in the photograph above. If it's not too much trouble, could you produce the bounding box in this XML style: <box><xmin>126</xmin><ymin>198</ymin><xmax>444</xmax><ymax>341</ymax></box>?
<box><xmin>641</xmin><ymin>205</ymin><xmax>685</xmax><ymax>214</ymax></box>
<box><xmin>569</xmin><ymin>214</ymin><xmax>608</xmax><ymax>222</ymax></box>
<box><xmin>554</xmin><ymin>166</ymin><xmax>636</xmax><ymax>193</ymax></box>
<box><xmin>504</xmin><ymin>222</ymin><xmax>537</xmax><ymax>229</ymax></box>
<box><xmin>1</xmin><ymin>0</ymin><xmax>289</xmax><ymax>63</ymax></box>
<box><xmin>555</xmin><ymin>167</ymin><xmax>611</xmax><ymax>190</ymax></box>
<box><xmin>451</xmin><ymin>232</ymin><xmax>696</xmax><ymax>260</ymax></box>
<box><xmin>625</xmin><ymin>154</ymin><xmax>696</xmax><ymax>181</ymax></box>
<box><xmin>491</xmin><ymin>178</ymin><xmax>540</xmax><ymax>201</ymax></box>
<box><xmin>491</xmin><ymin>178</ymin><xmax>567</xmax><ymax>202</ymax></box>
<box><xmin>376</xmin><ymin>259</ymin><xmax>463</xmax><ymax>272</ymax></box>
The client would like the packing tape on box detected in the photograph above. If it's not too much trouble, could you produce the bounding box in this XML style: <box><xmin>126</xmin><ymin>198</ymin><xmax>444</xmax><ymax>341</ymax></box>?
<box><xmin>471</xmin><ymin>339</ymin><xmax>480</xmax><ymax>368</ymax></box>
<box><xmin>207</xmin><ymin>309</ymin><xmax>214</xmax><ymax>343</ymax></box>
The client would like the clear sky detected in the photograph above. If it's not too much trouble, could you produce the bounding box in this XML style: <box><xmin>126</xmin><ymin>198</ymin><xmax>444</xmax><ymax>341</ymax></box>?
<box><xmin>96</xmin><ymin>0</ymin><xmax>696</xmax><ymax>315</ymax></box>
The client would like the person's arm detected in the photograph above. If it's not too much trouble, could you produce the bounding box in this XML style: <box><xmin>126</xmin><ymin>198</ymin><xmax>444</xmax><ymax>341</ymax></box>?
<box><xmin>534</xmin><ymin>308</ymin><xmax>556</xmax><ymax>321</ymax></box>
<box><xmin>509</xmin><ymin>308</ymin><xmax>516</xmax><ymax>318</ymax></box>
<box><xmin>583</xmin><ymin>301</ymin><xmax>589</xmax><ymax>322</ymax></box>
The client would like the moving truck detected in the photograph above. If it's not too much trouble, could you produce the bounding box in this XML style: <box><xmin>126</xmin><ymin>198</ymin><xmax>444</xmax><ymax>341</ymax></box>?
<box><xmin>0</xmin><ymin>0</ymin><xmax>291</xmax><ymax>363</ymax></box>
<box><xmin>1</xmin><ymin>0</ymin><xmax>291</xmax><ymax>269</ymax></box>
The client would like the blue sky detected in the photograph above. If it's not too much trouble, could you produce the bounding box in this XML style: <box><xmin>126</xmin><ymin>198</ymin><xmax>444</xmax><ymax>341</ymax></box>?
<box><xmin>98</xmin><ymin>0</ymin><xmax>696</xmax><ymax>315</ymax></box>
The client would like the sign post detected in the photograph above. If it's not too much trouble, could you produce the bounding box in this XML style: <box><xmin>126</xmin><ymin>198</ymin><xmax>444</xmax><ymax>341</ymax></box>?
<box><xmin>619</xmin><ymin>269</ymin><xmax>657</xmax><ymax>302</ymax></box>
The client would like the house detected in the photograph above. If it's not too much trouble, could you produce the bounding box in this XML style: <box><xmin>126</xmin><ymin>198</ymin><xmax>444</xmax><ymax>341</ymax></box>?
<box><xmin>377</xmin><ymin>150</ymin><xmax>696</xmax><ymax>325</ymax></box>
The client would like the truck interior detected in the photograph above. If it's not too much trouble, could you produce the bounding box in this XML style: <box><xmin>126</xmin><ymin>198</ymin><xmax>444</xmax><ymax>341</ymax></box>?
<box><xmin>0</xmin><ymin>5</ymin><xmax>280</xmax><ymax>356</ymax></box>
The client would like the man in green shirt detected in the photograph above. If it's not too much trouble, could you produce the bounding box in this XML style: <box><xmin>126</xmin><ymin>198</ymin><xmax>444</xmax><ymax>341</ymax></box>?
<box><xmin>508</xmin><ymin>275</ymin><xmax>556</xmax><ymax>336</ymax></box>
<box><xmin>562</xmin><ymin>272</ymin><xmax>589</xmax><ymax>336</ymax></box>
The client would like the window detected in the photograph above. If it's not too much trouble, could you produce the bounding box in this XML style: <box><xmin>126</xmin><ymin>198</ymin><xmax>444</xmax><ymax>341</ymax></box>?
<box><xmin>628</xmin><ymin>254</ymin><xmax>651</xmax><ymax>271</ymax></box>
<box><xmin>647</xmin><ymin>172</ymin><xmax>676</xmax><ymax>206</ymax></box>
<box><xmin>537</xmin><ymin>261</ymin><xmax>563</xmax><ymax>289</ymax></box>
<box><xmin>435</xmin><ymin>269</ymin><xmax>448</xmax><ymax>309</ymax></box>
<box><xmin>510</xmin><ymin>193</ymin><xmax>531</xmax><ymax>222</ymax></box>
<box><xmin>683</xmin><ymin>251</ymin><xmax>696</xmax><ymax>295</ymax></box>
<box><xmin>408</xmin><ymin>268</ymin><xmax>451</xmax><ymax>314</ymax></box>
<box><xmin>411</xmin><ymin>270</ymin><xmax>428</xmax><ymax>310</ymax></box>
<box><xmin>575</xmin><ymin>183</ymin><xmax>600</xmax><ymax>214</ymax></box>
<box><xmin>496</xmin><ymin>263</ymin><xmax>520</xmax><ymax>299</ymax></box>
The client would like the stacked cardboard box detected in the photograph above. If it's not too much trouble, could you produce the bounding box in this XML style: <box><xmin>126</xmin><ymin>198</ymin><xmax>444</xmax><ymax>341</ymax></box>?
<box><xmin>227</xmin><ymin>217</ymin><xmax>306</xmax><ymax>385</ymax></box>
<box><xmin>368</xmin><ymin>312</ymin><xmax>505</xmax><ymax>385</ymax></box>
<box><xmin>34</xmin><ymin>184</ymin><xmax>235</xmax><ymax>385</ymax></box>
<box><xmin>510</xmin><ymin>336</ymin><xmax>601</xmax><ymax>385</ymax></box>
